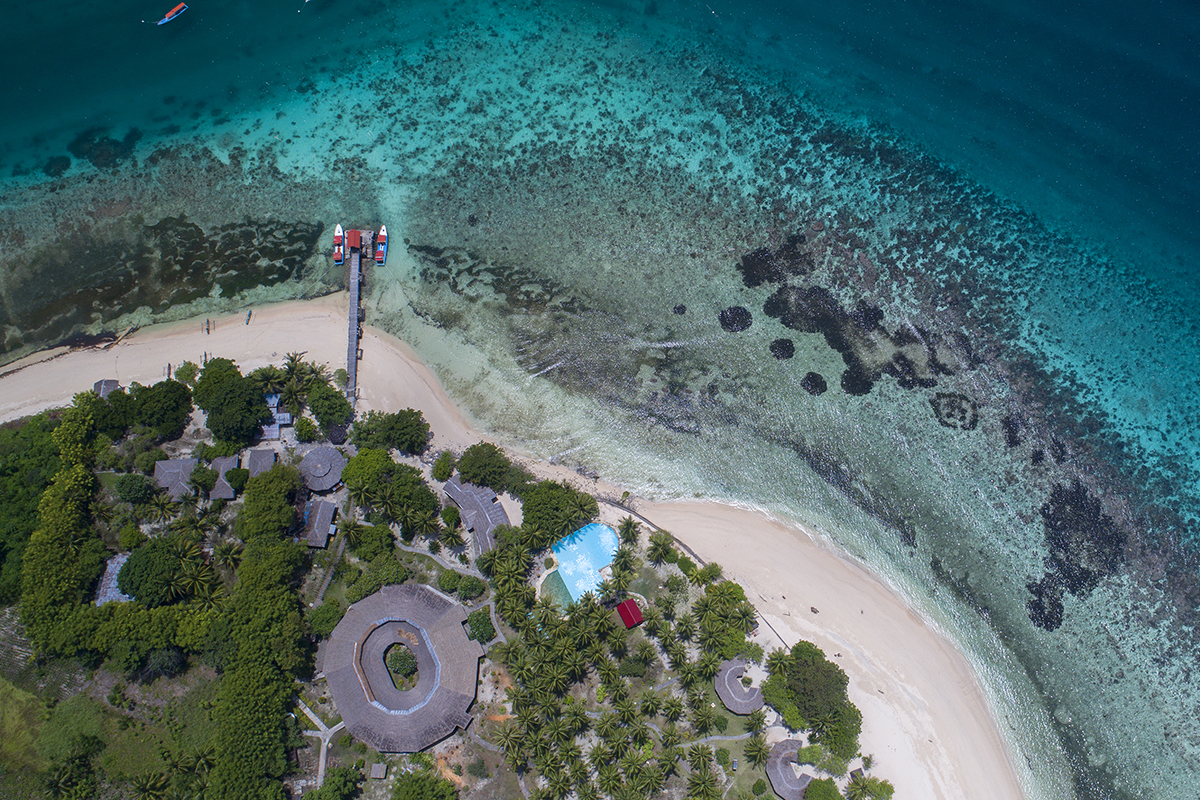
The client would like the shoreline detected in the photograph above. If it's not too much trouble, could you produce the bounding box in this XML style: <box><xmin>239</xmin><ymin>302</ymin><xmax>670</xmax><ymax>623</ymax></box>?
<box><xmin>0</xmin><ymin>296</ymin><xmax>1027</xmax><ymax>799</ymax></box>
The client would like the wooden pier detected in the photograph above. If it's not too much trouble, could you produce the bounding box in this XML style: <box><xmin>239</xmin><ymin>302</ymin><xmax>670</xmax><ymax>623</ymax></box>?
<box><xmin>344</xmin><ymin>229</ymin><xmax>369</xmax><ymax>401</ymax></box>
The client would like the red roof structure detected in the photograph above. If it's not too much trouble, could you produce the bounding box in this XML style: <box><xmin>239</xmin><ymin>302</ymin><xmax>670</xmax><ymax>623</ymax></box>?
<box><xmin>616</xmin><ymin>598</ymin><xmax>643</xmax><ymax>629</ymax></box>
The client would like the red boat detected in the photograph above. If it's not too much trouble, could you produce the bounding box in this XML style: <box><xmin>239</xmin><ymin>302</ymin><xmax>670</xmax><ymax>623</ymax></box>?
<box><xmin>375</xmin><ymin>224</ymin><xmax>388</xmax><ymax>265</ymax></box>
<box><xmin>333</xmin><ymin>223</ymin><xmax>344</xmax><ymax>265</ymax></box>
<box><xmin>157</xmin><ymin>2</ymin><xmax>187</xmax><ymax>25</ymax></box>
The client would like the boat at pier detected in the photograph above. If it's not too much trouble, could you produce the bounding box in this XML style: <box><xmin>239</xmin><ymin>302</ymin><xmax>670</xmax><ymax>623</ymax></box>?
<box><xmin>375</xmin><ymin>225</ymin><xmax>388</xmax><ymax>265</ymax></box>
<box><xmin>333</xmin><ymin>224</ymin><xmax>344</xmax><ymax>265</ymax></box>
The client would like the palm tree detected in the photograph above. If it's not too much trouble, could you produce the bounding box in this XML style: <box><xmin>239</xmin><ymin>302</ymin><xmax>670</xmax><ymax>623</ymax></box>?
<box><xmin>633</xmin><ymin>639</ymin><xmax>657</xmax><ymax>666</ymax></box>
<box><xmin>336</xmin><ymin>515</ymin><xmax>367</xmax><ymax>548</ymax></box>
<box><xmin>148</xmin><ymin>494</ymin><xmax>179</xmax><ymax>524</ymax></box>
<box><xmin>686</xmin><ymin>744</ymin><xmax>713</xmax><ymax>773</ymax></box>
<box><xmin>614</xmin><ymin>694</ymin><xmax>638</xmax><ymax>726</ymax></box>
<box><xmin>639</xmin><ymin>689</ymin><xmax>661</xmax><ymax>718</ymax></box>
<box><xmin>90</xmin><ymin>500</ymin><xmax>115</xmax><ymax>529</ymax></box>
<box><xmin>211</xmin><ymin>540</ymin><xmax>244</xmax><ymax>570</ymax></box>
<box><xmin>689</xmin><ymin>704</ymin><xmax>717</xmax><ymax>735</ymax></box>
<box><xmin>731</xmin><ymin>601</ymin><xmax>757</xmax><ymax>633</ymax></box>
<box><xmin>441</xmin><ymin>525</ymin><xmax>466</xmax><ymax>549</ymax></box>
<box><xmin>248</xmin><ymin>365</ymin><xmax>286</xmax><ymax>395</ymax></box>
<box><xmin>617</xmin><ymin>517</ymin><xmax>640</xmax><ymax>547</ymax></box>
<box><xmin>282</xmin><ymin>351</ymin><xmax>308</xmax><ymax>382</ymax></box>
<box><xmin>846</xmin><ymin>774</ymin><xmax>895</xmax><ymax>800</ymax></box>
<box><xmin>280</xmin><ymin>377</ymin><xmax>305</xmax><ymax>417</ymax></box>
<box><xmin>596</xmin><ymin>764</ymin><xmax>623</xmax><ymax>798</ymax></box>
<box><xmin>744</xmin><ymin>735</ymin><xmax>770</xmax><ymax>769</ymax></box>
<box><xmin>686</xmin><ymin>766</ymin><xmax>720</xmax><ymax>800</ymax></box>
<box><xmin>647</xmin><ymin>531</ymin><xmax>674</xmax><ymax>565</ymax></box>
<box><xmin>129</xmin><ymin>772</ymin><xmax>170</xmax><ymax>800</ymax></box>
<box><xmin>765</xmin><ymin>648</ymin><xmax>792</xmax><ymax>677</ymax></box>
<box><xmin>696</xmin><ymin>651</ymin><xmax>721</xmax><ymax>680</ymax></box>
<box><xmin>745</xmin><ymin>708</ymin><xmax>767</xmax><ymax>735</ymax></box>
<box><xmin>675</xmin><ymin>612</ymin><xmax>696</xmax><ymax>642</ymax></box>
<box><xmin>611</xmin><ymin>546</ymin><xmax>637</xmax><ymax>575</ymax></box>
<box><xmin>662</xmin><ymin>694</ymin><xmax>684</xmax><ymax>723</ymax></box>
<box><xmin>660</xmin><ymin>721</ymin><xmax>683</xmax><ymax>750</ymax></box>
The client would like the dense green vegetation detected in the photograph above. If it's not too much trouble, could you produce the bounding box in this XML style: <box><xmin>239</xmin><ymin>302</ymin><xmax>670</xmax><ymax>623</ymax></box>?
<box><xmin>351</xmin><ymin>408</ymin><xmax>430</xmax><ymax>455</ymax></box>
<box><xmin>208</xmin><ymin>464</ymin><xmax>309</xmax><ymax>800</ymax></box>
<box><xmin>0</xmin><ymin>413</ymin><xmax>61</xmax><ymax>603</ymax></box>
<box><xmin>391</xmin><ymin>771</ymin><xmax>458</xmax><ymax>800</ymax></box>
<box><xmin>762</xmin><ymin>640</ymin><xmax>864</xmax><ymax>772</ymax></box>
<box><xmin>455</xmin><ymin>441</ymin><xmax>535</xmax><ymax>496</ymax></box>
<box><xmin>194</xmin><ymin>359</ymin><xmax>273</xmax><ymax>445</ymax></box>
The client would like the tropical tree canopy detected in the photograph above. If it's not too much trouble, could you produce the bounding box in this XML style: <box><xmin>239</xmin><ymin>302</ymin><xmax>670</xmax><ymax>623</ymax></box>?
<box><xmin>351</xmin><ymin>409</ymin><xmax>431</xmax><ymax>455</ymax></box>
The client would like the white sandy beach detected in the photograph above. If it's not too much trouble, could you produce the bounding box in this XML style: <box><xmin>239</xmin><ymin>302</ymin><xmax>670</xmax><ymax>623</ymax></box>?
<box><xmin>0</xmin><ymin>296</ymin><xmax>1025</xmax><ymax>799</ymax></box>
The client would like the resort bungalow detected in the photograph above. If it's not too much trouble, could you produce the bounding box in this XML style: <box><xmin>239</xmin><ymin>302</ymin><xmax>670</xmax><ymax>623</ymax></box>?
<box><xmin>209</xmin><ymin>455</ymin><xmax>239</xmax><ymax>500</ymax></box>
<box><xmin>299</xmin><ymin>446</ymin><xmax>347</xmax><ymax>493</ymax></box>
<box><xmin>245</xmin><ymin>448</ymin><xmax>277</xmax><ymax>478</ymax></box>
<box><xmin>443</xmin><ymin>475</ymin><xmax>510</xmax><ymax>558</ymax></box>
<box><xmin>616</xmin><ymin>598</ymin><xmax>644</xmax><ymax>629</ymax></box>
<box><xmin>154</xmin><ymin>458</ymin><xmax>198</xmax><ymax>499</ymax></box>
<box><xmin>260</xmin><ymin>393</ymin><xmax>294</xmax><ymax>440</ymax></box>
<box><xmin>93</xmin><ymin>379</ymin><xmax>121</xmax><ymax>399</ymax></box>
<box><xmin>303</xmin><ymin>498</ymin><xmax>338</xmax><ymax>548</ymax></box>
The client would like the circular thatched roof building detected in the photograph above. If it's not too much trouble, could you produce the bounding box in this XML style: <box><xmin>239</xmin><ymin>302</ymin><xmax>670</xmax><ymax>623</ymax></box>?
<box><xmin>299</xmin><ymin>446</ymin><xmax>347</xmax><ymax>492</ymax></box>
<box><xmin>323</xmin><ymin>584</ymin><xmax>484</xmax><ymax>753</ymax></box>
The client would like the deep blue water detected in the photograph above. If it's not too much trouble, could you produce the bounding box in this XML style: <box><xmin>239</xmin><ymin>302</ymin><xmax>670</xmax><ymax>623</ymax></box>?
<box><xmin>3</xmin><ymin>1</ymin><xmax>1199</xmax><ymax>798</ymax></box>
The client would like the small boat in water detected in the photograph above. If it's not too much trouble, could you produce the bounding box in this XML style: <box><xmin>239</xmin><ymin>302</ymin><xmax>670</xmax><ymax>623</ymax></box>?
<box><xmin>375</xmin><ymin>225</ymin><xmax>388</xmax><ymax>265</ymax></box>
<box><xmin>333</xmin><ymin>223</ymin><xmax>344</xmax><ymax>265</ymax></box>
<box><xmin>157</xmin><ymin>2</ymin><xmax>187</xmax><ymax>24</ymax></box>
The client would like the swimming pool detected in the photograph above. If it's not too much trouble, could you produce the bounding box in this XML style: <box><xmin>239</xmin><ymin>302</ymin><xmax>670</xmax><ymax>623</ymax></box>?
<box><xmin>550</xmin><ymin>522</ymin><xmax>619</xmax><ymax>603</ymax></box>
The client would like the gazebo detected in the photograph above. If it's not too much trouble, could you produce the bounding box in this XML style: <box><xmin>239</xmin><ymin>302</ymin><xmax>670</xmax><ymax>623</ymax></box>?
<box><xmin>299</xmin><ymin>447</ymin><xmax>347</xmax><ymax>492</ymax></box>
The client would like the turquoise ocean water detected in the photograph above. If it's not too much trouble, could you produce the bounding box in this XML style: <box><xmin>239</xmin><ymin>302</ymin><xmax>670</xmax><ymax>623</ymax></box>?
<box><xmin>2</xmin><ymin>1</ymin><xmax>1198</xmax><ymax>797</ymax></box>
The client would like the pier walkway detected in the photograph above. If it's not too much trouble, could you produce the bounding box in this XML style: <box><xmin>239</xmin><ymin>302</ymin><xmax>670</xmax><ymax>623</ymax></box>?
<box><xmin>346</xmin><ymin>244</ymin><xmax>362</xmax><ymax>401</ymax></box>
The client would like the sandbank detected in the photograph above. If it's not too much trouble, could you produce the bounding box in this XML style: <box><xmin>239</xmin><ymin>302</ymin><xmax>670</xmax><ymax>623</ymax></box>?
<box><xmin>0</xmin><ymin>297</ymin><xmax>1025</xmax><ymax>799</ymax></box>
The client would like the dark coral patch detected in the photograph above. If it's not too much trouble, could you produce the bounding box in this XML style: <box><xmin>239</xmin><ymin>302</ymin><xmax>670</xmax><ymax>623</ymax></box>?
<box><xmin>930</xmin><ymin>392</ymin><xmax>978</xmax><ymax>430</ymax></box>
<box><xmin>841</xmin><ymin>369</ymin><xmax>874</xmax><ymax>396</ymax></box>
<box><xmin>735</xmin><ymin>234</ymin><xmax>813</xmax><ymax>287</ymax></box>
<box><xmin>673</xmin><ymin>304</ymin><xmax>687</xmax><ymax>315</ymax></box>
<box><xmin>1026</xmin><ymin>481</ymin><xmax>1127</xmax><ymax>630</ymax></box>
<box><xmin>42</xmin><ymin>156</ymin><xmax>71</xmax><ymax>178</ymax></box>
<box><xmin>769</xmin><ymin>338</ymin><xmax>795</xmax><ymax>359</ymax></box>
<box><xmin>800</xmin><ymin>372</ymin><xmax>827</xmax><ymax>395</ymax></box>
<box><xmin>68</xmin><ymin>127</ymin><xmax>143</xmax><ymax>170</ymax></box>
<box><xmin>718</xmin><ymin>306</ymin><xmax>752</xmax><ymax>332</ymax></box>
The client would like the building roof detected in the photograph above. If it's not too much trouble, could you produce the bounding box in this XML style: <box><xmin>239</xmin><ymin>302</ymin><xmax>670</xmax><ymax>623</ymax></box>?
<box><xmin>154</xmin><ymin>458</ymin><xmax>198</xmax><ymax>499</ymax></box>
<box><xmin>324</xmin><ymin>584</ymin><xmax>484</xmax><ymax>753</ymax></box>
<box><xmin>95</xmin><ymin>553</ymin><xmax>132</xmax><ymax>606</ymax></box>
<box><xmin>93</xmin><ymin>379</ymin><xmax>120</xmax><ymax>399</ymax></box>
<box><xmin>369</xmin><ymin>763</ymin><xmax>387</xmax><ymax>780</ymax></box>
<box><xmin>443</xmin><ymin>475</ymin><xmax>510</xmax><ymax>558</ymax></box>
<box><xmin>299</xmin><ymin>447</ymin><xmax>347</xmax><ymax>492</ymax></box>
<box><xmin>305</xmin><ymin>499</ymin><xmax>338</xmax><ymax>548</ymax></box>
<box><xmin>766</xmin><ymin>740</ymin><xmax>814</xmax><ymax>800</ymax></box>
<box><xmin>209</xmin><ymin>455</ymin><xmax>239</xmax><ymax>500</ymax></box>
<box><xmin>616</xmin><ymin>598</ymin><xmax>643</xmax><ymax>629</ymax></box>
<box><xmin>714</xmin><ymin>659</ymin><xmax>765</xmax><ymax>714</ymax></box>
<box><xmin>245</xmin><ymin>449</ymin><xmax>277</xmax><ymax>477</ymax></box>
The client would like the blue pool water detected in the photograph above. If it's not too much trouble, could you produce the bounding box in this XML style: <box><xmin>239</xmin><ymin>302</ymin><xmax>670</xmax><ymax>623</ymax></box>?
<box><xmin>550</xmin><ymin>523</ymin><xmax>620</xmax><ymax>603</ymax></box>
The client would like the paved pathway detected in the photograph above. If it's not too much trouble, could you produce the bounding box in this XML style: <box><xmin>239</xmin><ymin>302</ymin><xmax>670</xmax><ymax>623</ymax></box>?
<box><xmin>297</xmin><ymin>697</ymin><xmax>345</xmax><ymax>788</ymax></box>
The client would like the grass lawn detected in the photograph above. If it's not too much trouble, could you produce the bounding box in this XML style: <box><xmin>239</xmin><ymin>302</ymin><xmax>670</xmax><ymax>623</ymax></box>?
<box><xmin>0</xmin><ymin>674</ymin><xmax>46</xmax><ymax>772</ymax></box>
